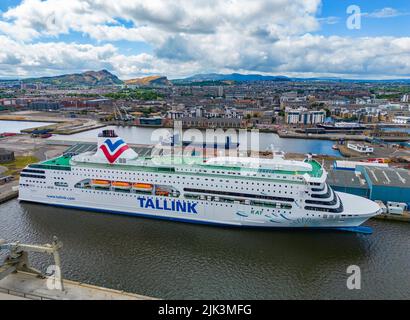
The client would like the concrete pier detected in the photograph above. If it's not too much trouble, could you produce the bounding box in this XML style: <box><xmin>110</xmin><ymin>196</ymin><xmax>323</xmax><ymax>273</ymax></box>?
<box><xmin>0</xmin><ymin>272</ymin><xmax>156</xmax><ymax>300</ymax></box>
<box><xmin>372</xmin><ymin>212</ymin><xmax>410</xmax><ymax>223</ymax></box>
<box><xmin>277</xmin><ymin>131</ymin><xmax>368</xmax><ymax>141</ymax></box>
<box><xmin>0</xmin><ymin>182</ymin><xmax>19</xmax><ymax>204</ymax></box>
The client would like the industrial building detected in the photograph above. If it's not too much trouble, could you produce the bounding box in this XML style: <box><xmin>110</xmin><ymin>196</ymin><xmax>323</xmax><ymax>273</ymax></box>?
<box><xmin>136</xmin><ymin>117</ymin><xmax>164</xmax><ymax>127</ymax></box>
<box><xmin>0</xmin><ymin>148</ymin><xmax>14</xmax><ymax>163</ymax></box>
<box><xmin>357</xmin><ymin>166</ymin><xmax>410</xmax><ymax>205</ymax></box>
<box><xmin>333</xmin><ymin>160</ymin><xmax>389</xmax><ymax>171</ymax></box>
<box><xmin>28</xmin><ymin>101</ymin><xmax>60</xmax><ymax>110</ymax></box>
<box><xmin>328</xmin><ymin>170</ymin><xmax>369</xmax><ymax>198</ymax></box>
<box><xmin>329</xmin><ymin>165</ymin><xmax>410</xmax><ymax>206</ymax></box>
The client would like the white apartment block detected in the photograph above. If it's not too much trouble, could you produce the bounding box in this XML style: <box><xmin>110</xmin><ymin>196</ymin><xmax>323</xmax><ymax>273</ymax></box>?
<box><xmin>393</xmin><ymin>116</ymin><xmax>410</xmax><ymax>124</ymax></box>
<box><xmin>285</xmin><ymin>108</ymin><xmax>326</xmax><ymax>125</ymax></box>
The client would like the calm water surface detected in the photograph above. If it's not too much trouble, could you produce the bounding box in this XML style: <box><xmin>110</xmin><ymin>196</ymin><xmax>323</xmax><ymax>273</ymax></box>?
<box><xmin>52</xmin><ymin>126</ymin><xmax>340</xmax><ymax>156</ymax></box>
<box><xmin>0</xmin><ymin>120</ymin><xmax>54</xmax><ymax>133</ymax></box>
<box><xmin>1</xmin><ymin>199</ymin><xmax>409</xmax><ymax>299</ymax></box>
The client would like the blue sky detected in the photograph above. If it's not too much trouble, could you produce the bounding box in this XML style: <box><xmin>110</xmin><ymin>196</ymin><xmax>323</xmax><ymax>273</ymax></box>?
<box><xmin>318</xmin><ymin>0</ymin><xmax>410</xmax><ymax>37</ymax></box>
<box><xmin>0</xmin><ymin>0</ymin><xmax>153</xmax><ymax>56</ymax></box>
<box><xmin>0</xmin><ymin>0</ymin><xmax>19</xmax><ymax>10</ymax></box>
<box><xmin>0</xmin><ymin>0</ymin><xmax>409</xmax><ymax>79</ymax></box>
<box><xmin>2</xmin><ymin>0</ymin><xmax>408</xmax><ymax>50</ymax></box>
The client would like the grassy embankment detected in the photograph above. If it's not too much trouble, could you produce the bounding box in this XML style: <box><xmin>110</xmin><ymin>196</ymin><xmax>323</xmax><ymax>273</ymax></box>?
<box><xmin>104</xmin><ymin>89</ymin><xmax>163</xmax><ymax>101</ymax></box>
<box><xmin>1</xmin><ymin>156</ymin><xmax>39</xmax><ymax>177</ymax></box>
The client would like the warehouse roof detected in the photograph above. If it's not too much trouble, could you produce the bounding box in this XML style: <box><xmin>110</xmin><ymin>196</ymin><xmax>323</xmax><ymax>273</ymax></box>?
<box><xmin>360</xmin><ymin>166</ymin><xmax>410</xmax><ymax>188</ymax></box>
<box><xmin>328</xmin><ymin>169</ymin><xmax>369</xmax><ymax>189</ymax></box>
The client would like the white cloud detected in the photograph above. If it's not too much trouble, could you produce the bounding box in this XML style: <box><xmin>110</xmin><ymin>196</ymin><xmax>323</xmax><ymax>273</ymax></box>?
<box><xmin>366</xmin><ymin>7</ymin><xmax>408</xmax><ymax>19</ymax></box>
<box><xmin>0</xmin><ymin>35</ymin><xmax>117</xmax><ymax>77</ymax></box>
<box><xmin>317</xmin><ymin>16</ymin><xmax>340</xmax><ymax>25</ymax></box>
<box><xmin>0</xmin><ymin>0</ymin><xmax>410</xmax><ymax>79</ymax></box>
<box><xmin>0</xmin><ymin>0</ymin><xmax>321</xmax><ymax>42</ymax></box>
<box><xmin>1</xmin><ymin>33</ymin><xmax>410</xmax><ymax>80</ymax></box>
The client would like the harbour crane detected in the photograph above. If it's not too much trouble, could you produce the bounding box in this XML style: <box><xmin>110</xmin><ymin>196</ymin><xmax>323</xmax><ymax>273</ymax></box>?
<box><xmin>0</xmin><ymin>236</ymin><xmax>64</xmax><ymax>291</ymax></box>
<box><xmin>113</xmin><ymin>104</ymin><xmax>135</xmax><ymax>122</ymax></box>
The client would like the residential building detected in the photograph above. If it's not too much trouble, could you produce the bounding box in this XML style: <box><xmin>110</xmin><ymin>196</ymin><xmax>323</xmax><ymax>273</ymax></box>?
<box><xmin>285</xmin><ymin>107</ymin><xmax>326</xmax><ymax>125</ymax></box>
<box><xmin>393</xmin><ymin>116</ymin><xmax>410</xmax><ymax>124</ymax></box>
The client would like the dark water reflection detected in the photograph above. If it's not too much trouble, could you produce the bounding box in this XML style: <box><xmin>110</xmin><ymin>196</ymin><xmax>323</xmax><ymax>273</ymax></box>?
<box><xmin>1</xmin><ymin>200</ymin><xmax>409</xmax><ymax>299</ymax></box>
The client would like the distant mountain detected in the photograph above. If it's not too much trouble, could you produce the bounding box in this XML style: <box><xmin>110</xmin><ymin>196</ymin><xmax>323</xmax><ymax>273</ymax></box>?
<box><xmin>177</xmin><ymin>73</ymin><xmax>410</xmax><ymax>83</ymax></box>
<box><xmin>17</xmin><ymin>70</ymin><xmax>410</xmax><ymax>87</ymax></box>
<box><xmin>23</xmin><ymin>70</ymin><xmax>123</xmax><ymax>86</ymax></box>
<box><xmin>178</xmin><ymin>73</ymin><xmax>291</xmax><ymax>82</ymax></box>
<box><xmin>291</xmin><ymin>77</ymin><xmax>410</xmax><ymax>83</ymax></box>
<box><xmin>125</xmin><ymin>76</ymin><xmax>172</xmax><ymax>86</ymax></box>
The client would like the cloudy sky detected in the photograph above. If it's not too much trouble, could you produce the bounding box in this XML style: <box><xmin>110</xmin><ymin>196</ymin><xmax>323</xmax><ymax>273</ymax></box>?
<box><xmin>0</xmin><ymin>0</ymin><xmax>410</xmax><ymax>79</ymax></box>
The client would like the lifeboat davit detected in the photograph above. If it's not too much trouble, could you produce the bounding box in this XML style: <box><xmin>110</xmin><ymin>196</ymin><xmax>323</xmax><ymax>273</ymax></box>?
<box><xmin>156</xmin><ymin>189</ymin><xmax>170</xmax><ymax>197</ymax></box>
<box><xmin>132</xmin><ymin>183</ymin><xmax>153</xmax><ymax>192</ymax></box>
<box><xmin>112</xmin><ymin>181</ymin><xmax>132</xmax><ymax>190</ymax></box>
<box><xmin>91</xmin><ymin>180</ymin><xmax>111</xmax><ymax>188</ymax></box>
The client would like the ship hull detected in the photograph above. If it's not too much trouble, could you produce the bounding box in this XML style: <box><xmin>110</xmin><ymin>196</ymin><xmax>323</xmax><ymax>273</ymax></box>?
<box><xmin>18</xmin><ymin>189</ymin><xmax>374</xmax><ymax>229</ymax></box>
<box><xmin>19</xmin><ymin>199</ymin><xmax>373</xmax><ymax>231</ymax></box>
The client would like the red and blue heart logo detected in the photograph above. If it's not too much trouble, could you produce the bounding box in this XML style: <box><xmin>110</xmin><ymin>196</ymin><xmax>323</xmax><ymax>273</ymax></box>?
<box><xmin>99</xmin><ymin>139</ymin><xmax>130</xmax><ymax>163</ymax></box>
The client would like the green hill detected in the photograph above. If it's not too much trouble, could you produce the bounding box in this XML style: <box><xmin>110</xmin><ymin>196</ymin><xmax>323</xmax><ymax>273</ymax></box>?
<box><xmin>23</xmin><ymin>70</ymin><xmax>123</xmax><ymax>87</ymax></box>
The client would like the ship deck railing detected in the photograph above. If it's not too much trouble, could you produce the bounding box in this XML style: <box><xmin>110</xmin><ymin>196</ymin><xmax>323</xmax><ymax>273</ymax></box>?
<box><xmin>36</xmin><ymin>155</ymin><xmax>324</xmax><ymax>179</ymax></box>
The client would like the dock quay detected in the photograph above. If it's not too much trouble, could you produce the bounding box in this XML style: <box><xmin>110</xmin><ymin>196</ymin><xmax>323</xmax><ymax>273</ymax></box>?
<box><xmin>0</xmin><ymin>113</ymin><xmax>105</xmax><ymax>135</ymax></box>
<box><xmin>337</xmin><ymin>143</ymin><xmax>410</xmax><ymax>159</ymax></box>
<box><xmin>372</xmin><ymin>212</ymin><xmax>410</xmax><ymax>223</ymax></box>
<box><xmin>0</xmin><ymin>272</ymin><xmax>155</xmax><ymax>300</ymax></box>
<box><xmin>0</xmin><ymin>189</ymin><xmax>18</xmax><ymax>204</ymax></box>
<box><xmin>0</xmin><ymin>182</ymin><xmax>19</xmax><ymax>204</ymax></box>
<box><xmin>0</xmin><ymin>237</ymin><xmax>155</xmax><ymax>300</ymax></box>
<box><xmin>277</xmin><ymin>131</ymin><xmax>368</xmax><ymax>141</ymax></box>
<box><xmin>278</xmin><ymin>130</ymin><xmax>409</xmax><ymax>143</ymax></box>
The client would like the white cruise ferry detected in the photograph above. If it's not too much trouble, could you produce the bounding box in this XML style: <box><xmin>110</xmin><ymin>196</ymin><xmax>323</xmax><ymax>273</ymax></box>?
<box><xmin>18</xmin><ymin>130</ymin><xmax>381</xmax><ymax>230</ymax></box>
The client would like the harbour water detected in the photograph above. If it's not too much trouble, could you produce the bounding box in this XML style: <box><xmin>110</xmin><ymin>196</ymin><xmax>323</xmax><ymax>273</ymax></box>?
<box><xmin>1</xmin><ymin>199</ymin><xmax>409</xmax><ymax>299</ymax></box>
<box><xmin>0</xmin><ymin>120</ymin><xmax>340</xmax><ymax>155</ymax></box>
<box><xmin>0</xmin><ymin>120</ymin><xmax>54</xmax><ymax>133</ymax></box>
<box><xmin>2</xmin><ymin>120</ymin><xmax>408</xmax><ymax>299</ymax></box>
<box><xmin>51</xmin><ymin>125</ymin><xmax>341</xmax><ymax>156</ymax></box>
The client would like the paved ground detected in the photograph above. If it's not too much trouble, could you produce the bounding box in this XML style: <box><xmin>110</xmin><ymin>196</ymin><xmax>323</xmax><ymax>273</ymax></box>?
<box><xmin>0</xmin><ymin>272</ymin><xmax>155</xmax><ymax>300</ymax></box>
<box><xmin>0</xmin><ymin>292</ymin><xmax>28</xmax><ymax>300</ymax></box>
<box><xmin>0</xmin><ymin>180</ymin><xmax>19</xmax><ymax>204</ymax></box>
<box><xmin>0</xmin><ymin>111</ymin><xmax>104</xmax><ymax>135</ymax></box>
<box><xmin>0</xmin><ymin>135</ymin><xmax>67</xmax><ymax>159</ymax></box>
<box><xmin>0</xmin><ymin>180</ymin><xmax>18</xmax><ymax>192</ymax></box>
<box><xmin>338</xmin><ymin>143</ymin><xmax>410</xmax><ymax>160</ymax></box>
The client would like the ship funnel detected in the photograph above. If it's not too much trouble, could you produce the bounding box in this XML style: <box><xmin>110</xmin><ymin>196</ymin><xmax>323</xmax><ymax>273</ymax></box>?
<box><xmin>94</xmin><ymin>130</ymin><xmax>138</xmax><ymax>164</ymax></box>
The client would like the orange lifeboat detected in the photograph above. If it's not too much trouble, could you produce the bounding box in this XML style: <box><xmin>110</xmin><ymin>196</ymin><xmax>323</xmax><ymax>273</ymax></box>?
<box><xmin>112</xmin><ymin>181</ymin><xmax>132</xmax><ymax>190</ymax></box>
<box><xmin>156</xmin><ymin>187</ymin><xmax>170</xmax><ymax>197</ymax></box>
<box><xmin>132</xmin><ymin>183</ymin><xmax>153</xmax><ymax>192</ymax></box>
<box><xmin>156</xmin><ymin>190</ymin><xmax>170</xmax><ymax>197</ymax></box>
<box><xmin>91</xmin><ymin>180</ymin><xmax>111</xmax><ymax>188</ymax></box>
